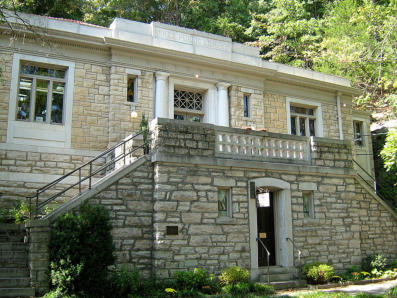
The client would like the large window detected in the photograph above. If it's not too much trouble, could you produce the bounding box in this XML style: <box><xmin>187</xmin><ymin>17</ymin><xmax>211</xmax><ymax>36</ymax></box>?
<box><xmin>290</xmin><ymin>105</ymin><xmax>316</xmax><ymax>136</ymax></box>
<box><xmin>8</xmin><ymin>54</ymin><xmax>75</xmax><ymax>148</ymax></box>
<box><xmin>17</xmin><ymin>64</ymin><xmax>66</xmax><ymax>124</ymax></box>
<box><xmin>174</xmin><ymin>89</ymin><xmax>204</xmax><ymax>122</ymax></box>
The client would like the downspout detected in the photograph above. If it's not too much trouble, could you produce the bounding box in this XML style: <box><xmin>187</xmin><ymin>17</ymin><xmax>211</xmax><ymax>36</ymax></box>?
<box><xmin>336</xmin><ymin>92</ymin><xmax>344</xmax><ymax>140</ymax></box>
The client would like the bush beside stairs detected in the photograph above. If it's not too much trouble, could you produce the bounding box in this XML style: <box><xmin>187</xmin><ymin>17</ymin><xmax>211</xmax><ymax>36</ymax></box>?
<box><xmin>0</xmin><ymin>224</ymin><xmax>34</xmax><ymax>297</ymax></box>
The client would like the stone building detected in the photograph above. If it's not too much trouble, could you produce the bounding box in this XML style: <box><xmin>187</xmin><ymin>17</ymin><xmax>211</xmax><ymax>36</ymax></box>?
<box><xmin>0</xmin><ymin>11</ymin><xmax>396</xmax><ymax>294</ymax></box>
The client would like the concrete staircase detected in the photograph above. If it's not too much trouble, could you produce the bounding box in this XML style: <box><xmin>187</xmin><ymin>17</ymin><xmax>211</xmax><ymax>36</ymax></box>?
<box><xmin>258</xmin><ymin>266</ymin><xmax>306</xmax><ymax>290</ymax></box>
<box><xmin>0</xmin><ymin>224</ymin><xmax>34</xmax><ymax>297</ymax></box>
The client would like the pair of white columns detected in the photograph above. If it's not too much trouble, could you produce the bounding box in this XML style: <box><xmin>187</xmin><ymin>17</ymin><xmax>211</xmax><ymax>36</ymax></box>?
<box><xmin>154</xmin><ymin>72</ymin><xmax>230</xmax><ymax>127</ymax></box>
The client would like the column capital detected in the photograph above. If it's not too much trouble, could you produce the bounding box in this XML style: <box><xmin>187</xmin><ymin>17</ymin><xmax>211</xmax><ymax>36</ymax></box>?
<box><xmin>216</xmin><ymin>82</ymin><xmax>231</xmax><ymax>90</ymax></box>
<box><xmin>336</xmin><ymin>91</ymin><xmax>342</xmax><ymax>97</ymax></box>
<box><xmin>156</xmin><ymin>71</ymin><xmax>170</xmax><ymax>80</ymax></box>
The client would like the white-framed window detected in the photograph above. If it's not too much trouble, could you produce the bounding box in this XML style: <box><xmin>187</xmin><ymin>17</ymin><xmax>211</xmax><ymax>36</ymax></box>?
<box><xmin>16</xmin><ymin>64</ymin><xmax>66</xmax><ymax>124</ymax></box>
<box><xmin>126</xmin><ymin>68</ymin><xmax>141</xmax><ymax>103</ymax></box>
<box><xmin>243</xmin><ymin>94</ymin><xmax>250</xmax><ymax>118</ymax></box>
<box><xmin>218</xmin><ymin>188</ymin><xmax>232</xmax><ymax>217</ymax></box>
<box><xmin>303</xmin><ymin>191</ymin><xmax>314</xmax><ymax>218</ymax></box>
<box><xmin>173</xmin><ymin>88</ymin><xmax>204</xmax><ymax>122</ymax></box>
<box><xmin>7</xmin><ymin>54</ymin><xmax>75</xmax><ymax>148</ymax></box>
<box><xmin>353</xmin><ymin>120</ymin><xmax>363</xmax><ymax>146</ymax></box>
<box><xmin>286</xmin><ymin>97</ymin><xmax>323</xmax><ymax>137</ymax></box>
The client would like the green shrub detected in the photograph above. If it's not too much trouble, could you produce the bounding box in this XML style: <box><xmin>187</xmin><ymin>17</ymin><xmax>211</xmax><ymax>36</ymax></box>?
<box><xmin>389</xmin><ymin>260</ymin><xmax>397</xmax><ymax>270</ymax></box>
<box><xmin>250</xmin><ymin>283</ymin><xmax>275</xmax><ymax>295</ymax></box>
<box><xmin>222</xmin><ymin>282</ymin><xmax>251</xmax><ymax>295</ymax></box>
<box><xmin>305</xmin><ymin>264</ymin><xmax>334</xmax><ymax>284</ymax></box>
<box><xmin>173</xmin><ymin>268</ymin><xmax>218</xmax><ymax>294</ymax></box>
<box><xmin>361</xmin><ymin>254</ymin><xmax>387</xmax><ymax>272</ymax></box>
<box><xmin>302</xmin><ymin>262</ymin><xmax>322</xmax><ymax>277</ymax></box>
<box><xmin>49</xmin><ymin>202</ymin><xmax>115</xmax><ymax>297</ymax></box>
<box><xmin>388</xmin><ymin>285</ymin><xmax>397</xmax><ymax>297</ymax></box>
<box><xmin>219</xmin><ymin>266</ymin><xmax>250</xmax><ymax>286</ymax></box>
<box><xmin>109</xmin><ymin>267</ymin><xmax>143</xmax><ymax>297</ymax></box>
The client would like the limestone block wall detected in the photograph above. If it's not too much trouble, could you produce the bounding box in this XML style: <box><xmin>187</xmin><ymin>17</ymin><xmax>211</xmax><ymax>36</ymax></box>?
<box><xmin>311</xmin><ymin>138</ymin><xmax>353</xmax><ymax>168</ymax></box>
<box><xmin>72</xmin><ymin>62</ymin><xmax>110</xmax><ymax>151</ymax></box>
<box><xmin>152</xmin><ymin>163</ymin><xmax>250</xmax><ymax>278</ymax></box>
<box><xmin>108</xmin><ymin>66</ymin><xmax>154</xmax><ymax>146</ymax></box>
<box><xmin>0</xmin><ymin>53</ymin><xmax>12</xmax><ymax>144</ymax></box>
<box><xmin>356</xmin><ymin>181</ymin><xmax>397</xmax><ymax>259</ymax></box>
<box><xmin>0</xmin><ymin>148</ymin><xmax>105</xmax><ymax>208</ymax></box>
<box><xmin>263</xmin><ymin>93</ymin><xmax>287</xmax><ymax>134</ymax></box>
<box><xmin>89</xmin><ymin>159</ymin><xmax>154</xmax><ymax>277</ymax></box>
<box><xmin>322</xmin><ymin>103</ymin><xmax>339</xmax><ymax>139</ymax></box>
<box><xmin>229</xmin><ymin>86</ymin><xmax>265</xmax><ymax>130</ymax></box>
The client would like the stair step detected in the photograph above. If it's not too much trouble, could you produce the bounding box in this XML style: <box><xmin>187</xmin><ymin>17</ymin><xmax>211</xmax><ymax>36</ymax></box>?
<box><xmin>0</xmin><ymin>277</ymin><xmax>30</xmax><ymax>288</ymax></box>
<box><xmin>0</xmin><ymin>287</ymin><xmax>35</xmax><ymax>297</ymax></box>
<box><xmin>0</xmin><ymin>268</ymin><xmax>29</xmax><ymax>278</ymax></box>
<box><xmin>260</xmin><ymin>272</ymin><xmax>294</xmax><ymax>282</ymax></box>
<box><xmin>0</xmin><ymin>251</ymin><xmax>28</xmax><ymax>261</ymax></box>
<box><xmin>258</xmin><ymin>266</ymin><xmax>292</xmax><ymax>274</ymax></box>
<box><xmin>270</xmin><ymin>280</ymin><xmax>307</xmax><ymax>290</ymax></box>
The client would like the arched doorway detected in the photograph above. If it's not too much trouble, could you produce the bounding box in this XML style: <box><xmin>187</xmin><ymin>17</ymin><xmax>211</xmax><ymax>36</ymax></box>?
<box><xmin>248</xmin><ymin>178</ymin><xmax>294</xmax><ymax>279</ymax></box>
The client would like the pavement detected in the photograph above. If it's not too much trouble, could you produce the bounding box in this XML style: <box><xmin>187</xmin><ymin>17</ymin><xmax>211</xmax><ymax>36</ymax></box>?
<box><xmin>277</xmin><ymin>279</ymin><xmax>397</xmax><ymax>296</ymax></box>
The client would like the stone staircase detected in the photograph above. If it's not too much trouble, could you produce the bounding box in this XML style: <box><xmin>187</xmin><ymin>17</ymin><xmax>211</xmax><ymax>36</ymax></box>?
<box><xmin>0</xmin><ymin>224</ymin><xmax>34</xmax><ymax>297</ymax></box>
<box><xmin>258</xmin><ymin>266</ymin><xmax>306</xmax><ymax>290</ymax></box>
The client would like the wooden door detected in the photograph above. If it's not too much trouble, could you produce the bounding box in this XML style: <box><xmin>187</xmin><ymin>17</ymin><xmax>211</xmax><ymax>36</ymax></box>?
<box><xmin>257</xmin><ymin>192</ymin><xmax>276</xmax><ymax>266</ymax></box>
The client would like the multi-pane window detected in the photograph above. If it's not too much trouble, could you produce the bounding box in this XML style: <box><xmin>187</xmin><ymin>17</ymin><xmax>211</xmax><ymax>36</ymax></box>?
<box><xmin>17</xmin><ymin>64</ymin><xmax>66</xmax><ymax>124</ymax></box>
<box><xmin>218</xmin><ymin>188</ymin><xmax>231</xmax><ymax>217</ymax></box>
<box><xmin>353</xmin><ymin>121</ymin><xmax>363</xmax><ymax>146</ymax></box>
<box><xmin>243</xmin><ymin>94</ymin><xmax>249</xmax><ymax>118</ymax></box>
<box><xmin>290</xmin><ymin>105</ymin><xmax>316</xmax><ymax>136</ymax></box>
<box><xmin>127</xmin><ymin>77</ymin><xmax>137</xmax><ymax>102</ymax></box>
<box><xmin>303</xmin><ymin>191</ymin><xmax>314</xmax><ymax>218</ymax></box>
<box><xmin>174</xmin><ymin>89</ymin><xmax>204</xmax><ymax>122</ymax></box>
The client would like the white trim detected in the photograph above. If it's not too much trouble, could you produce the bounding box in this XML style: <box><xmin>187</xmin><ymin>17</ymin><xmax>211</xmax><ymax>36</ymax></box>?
<box><xmin>7</xmin><ymin>54</ymin><xmax>75</xmax><ymax>148</ymax></box>
<box><xmin>168</xmin><ymin>77</ymin><xmax>218</xmax><ymax>125</ymax></box>
<box><xmin>125</xmin><ymin>68</ymin><xmax>142</xmax><ymax>76</ymax></box>
<box><xmin>336</xmin><ymin>93</ymin><xmax>344</xmax><ymax>140</ymax></box>
<box><xmin>286</xmin><ymin>97</ymin><xmax>323</xmax><ymax>137</ymax></box>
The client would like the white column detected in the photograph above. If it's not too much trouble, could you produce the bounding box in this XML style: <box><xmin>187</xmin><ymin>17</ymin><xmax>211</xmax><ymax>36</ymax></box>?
<box><xmin>155</xmin><ymin>72</ymin><xmax>169</xmax><ymax>118</ymax></box>
<box><xmin>336</xmin><ymin>91</ymin><xmax>344</xmax><ymax>140</ymax></box>
<box><xmin>216</xmin><ymin>82</ymin><xmax>230</xmax><ymax>127</ymax></box>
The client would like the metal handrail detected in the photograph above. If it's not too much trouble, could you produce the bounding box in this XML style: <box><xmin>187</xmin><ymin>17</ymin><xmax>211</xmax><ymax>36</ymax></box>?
<box><xmin>353</xmin><ymin>159</ymin><xmax>395</xmax><ymax>206</ymax></box>
<box><xmin>28</xmin><ymin>129</ymin><xmax>149</xmax><ymax>219</ymax></box>
<box><xmin>286</xmin><ymin>237</ymin><xmax>302</xmax><ymax>268</ymax></box>
<box><xmin>256</xmin><ymin>237</ymin><xmax>270</xmax><ymax>285</ymax></box>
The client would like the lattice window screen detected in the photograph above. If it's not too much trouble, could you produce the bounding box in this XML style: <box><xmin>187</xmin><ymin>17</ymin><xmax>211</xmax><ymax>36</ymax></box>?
<box><xmin>174</xmin><ymin>90</ymin><xmax>203</xmax><ymax>111</ymax></box>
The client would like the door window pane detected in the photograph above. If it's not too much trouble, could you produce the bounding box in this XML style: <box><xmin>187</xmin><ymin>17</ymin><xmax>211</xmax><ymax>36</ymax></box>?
<box><xmin>51</xmin><ymin>82</ymin><xmax>65</xmax><ymax>124</ymax></box>
<box><xmin>290</xmin><ymin>116</ymin><xmax>296</xmax><ymax>135</ymax></box>
<box><xmin>17</xmin><ymin>78</ymin><xmax>32</xmax><ymax>120</ymax></box>
<box><xmin>309</xmin><ymin>119</ymin><xmax>315</xmax><ymax>136</ymax></box>
<box><xmin>35</xmin><ymin>80</ymin><xmax>49</xmax><ymax>122</ymax></box>
<box><xmin>299</xmin><ymin>117</ymin><xmax>306</xmax><ymax>136</ymax></box>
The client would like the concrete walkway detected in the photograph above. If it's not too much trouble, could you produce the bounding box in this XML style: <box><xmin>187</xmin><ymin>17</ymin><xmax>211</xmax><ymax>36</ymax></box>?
<box><xmin>277</xmin><ymin>279</ymin><xmax>397</xmax><ymax>296</ymax></box>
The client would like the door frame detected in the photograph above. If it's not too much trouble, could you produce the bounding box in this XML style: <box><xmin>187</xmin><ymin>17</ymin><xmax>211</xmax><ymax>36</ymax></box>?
<box><xmin>248</xmin><ymin>178</ymin><xmax>294</xmax><ymax>280</ymax></box>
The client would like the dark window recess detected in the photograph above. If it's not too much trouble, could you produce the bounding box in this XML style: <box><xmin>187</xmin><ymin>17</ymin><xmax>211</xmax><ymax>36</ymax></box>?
<box><xmin>166</xmin><ymin>226</ymin><xmax>178</xmax><ymax>235</ymax></box>
<box><xmin>243</xmin><ymin>95</ymin><xmax>249</xmax><ymax>117</ymax></box>
<box><xmin>127</xmin><ymin>77</ymin><xmax>136</xmax><ymax>102</ymax></box>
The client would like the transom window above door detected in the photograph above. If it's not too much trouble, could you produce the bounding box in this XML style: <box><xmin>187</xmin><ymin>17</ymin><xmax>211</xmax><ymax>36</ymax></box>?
<box><xmin>290</xmin><ymin>105</ymin><xmax>316</xmax><ymax>136</ymax></box>
<box><xmin>174</xmin><ymin>89</ymin><xmax>204</xmax><ymax>122</ymax></box>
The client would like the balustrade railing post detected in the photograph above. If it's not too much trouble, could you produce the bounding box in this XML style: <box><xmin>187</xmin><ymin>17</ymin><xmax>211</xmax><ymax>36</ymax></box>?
<box><xmin>89</xmin><ymin>162</ymin><xmax>92</xmax><ymax>189</ymax></box>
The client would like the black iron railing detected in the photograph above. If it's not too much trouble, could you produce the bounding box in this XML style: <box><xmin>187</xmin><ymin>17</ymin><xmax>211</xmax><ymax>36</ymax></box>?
<box><xmin>257</xmin><ymin>237</ymin><xmax>271</xmax><ymax>284</ymax></box>
<box><xmin>352</xmin><ymin>159</ymin><xmax>395</xmax><ymax>208</ymax></box>
<box><xmin>28</xmin><ymin>129</ymin><xmax>149</xmax><ymax>219</ymax></box>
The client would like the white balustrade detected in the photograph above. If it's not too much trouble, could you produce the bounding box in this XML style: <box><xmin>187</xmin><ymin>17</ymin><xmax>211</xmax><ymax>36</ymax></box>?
<box><xmin>216</xmin><ymin>131</ymin><xmax>309</xmax><ymax>161</ymax></box>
